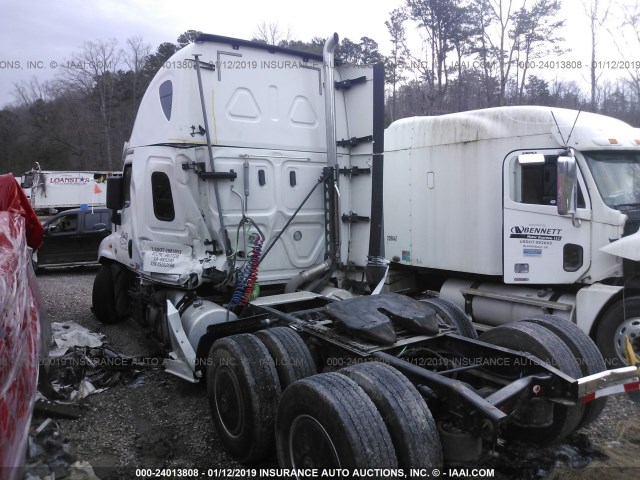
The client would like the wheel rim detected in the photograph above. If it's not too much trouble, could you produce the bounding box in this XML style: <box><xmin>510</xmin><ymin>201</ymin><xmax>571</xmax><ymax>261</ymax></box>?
<box><xmin>614</xmin><ymin>317</ymin><xmax>640</xmax><ymax>362</ymax></box>
<box><xmin>214</xmin><ymin>366</ymin><xmax>244</xmax><ymax>438</ymax></box>
<box><xmin>288</xmin><ymin>414</ymin><xmax>340</xmax><ymax>471</ymax></box>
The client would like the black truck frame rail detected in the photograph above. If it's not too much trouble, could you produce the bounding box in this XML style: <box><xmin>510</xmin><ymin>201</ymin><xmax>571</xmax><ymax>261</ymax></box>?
<box><xmin>198</xmin><ymin>292</ymin><xmax>639</xmax><ymax>441</ymax></box>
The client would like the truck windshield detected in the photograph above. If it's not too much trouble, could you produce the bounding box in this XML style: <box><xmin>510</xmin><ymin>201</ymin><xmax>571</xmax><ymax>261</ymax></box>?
<box><xmin>583</xmin><ymin>151</ymin><xmax>640</xmax><ymax>209</ymax></box>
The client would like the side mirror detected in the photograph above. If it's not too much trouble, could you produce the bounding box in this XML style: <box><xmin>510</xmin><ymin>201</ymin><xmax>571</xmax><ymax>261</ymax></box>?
<box><xmin>106</xmin><ymin>176</ymin><xmax>124</xmax><ymax>210</ymax></box>
<box><xmin>557</xmin><ymin>155</ymin><xmax>578</xmax><ymax>216</ymax></box>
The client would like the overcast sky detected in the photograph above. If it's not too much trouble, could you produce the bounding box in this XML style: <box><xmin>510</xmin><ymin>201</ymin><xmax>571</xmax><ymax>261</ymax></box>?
<box><xmin>0</xmin><ymin>0</ymin><xmax>404</xmax><ymax>108</ymax></box>
<box><xmin>0</xmin><ymin>0</ymin><xmax>633</xmax><ymax>109</ymax></box>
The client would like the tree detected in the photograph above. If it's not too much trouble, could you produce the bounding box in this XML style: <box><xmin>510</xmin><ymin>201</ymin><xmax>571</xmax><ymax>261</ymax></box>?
<box><xmin>0</xmin><ymin>108</ymin><xmax>23</xmax><ymax>174</ymax></box>
<box><xmin>471</xmin><ymin>0</ymin><xmax>501</xmax><ymax>106</ymax></box>
<box><xmin>600</xmin><ymin>80</ymin><xmax>630</xmax><ymax>118</ymax></box>
<box><xmin>385</xmin><ymin>8</ymin><xmax>410</xmax><ymax>121</ymax></box>
<box><xmin>143</xmin><ymin>30</ymin><xmax>201</xmax><ymax>77</ymax></box>
<box><xmin>335</xmin><ymin>37</ymin><xmax>384</xmax><ymax>64</ymax></box>
<box><xmin>448</xmin><ymin>2</ymin><xmax>481</xmax><ymax>110</ymax></box>
<box><xmin>549</xmin><ymin>79</ymin><xmax>588</xmax><ymax>110</ymax></box>
<box><xmin>613</xmin><ymin>0</ymin><xmax>640</xmax><ymax>118</ymax></box>
<box><xmin>122</xmin><ymin>36</ymin><xmax>151</xmax><ymax>125</ymax></box>
<box><xmin>284</xmin><ymin>37</ymin><xmax>325</xmax><ymax>55</ymax></box>
<box><xmin>12</xmin><ymin>79</ymin><xmax>94</xmax><ymax>170</ymax></box>
<box><xmin>524</xmin><ymin>75</ymin><xmax>551</xmax><ymax>104</ymax></box>
<box><xmin>177</xmin><ymin>29</ymin><xmax>203</xmax><ymax>47</ymax></box>
<box><xmin>582</xmin><ymin>0</ymin><xmax>610</xmax><ymax>111</ymax></box>
<box><xmin>512</xmin><ymin>0</ymin><xmax>566</xmax><ymax>102</ymax></box>
<box><xmin>253</xmin><ymin>22</ymin><xmax>291</xmax><ymax>46</ymax></box>
<box><xmin>144</xmin><ymin>42</ymin><xmax>180</xmax><ymax>77</ymax></box>
<box><xmin>476</xmin><ymin>0</ymin><xmax>523</xmax><ymax>105</ymax></box>
<box><xmin>60</xmin><ymin>39</ymin><xmax>122</xmax><ymax>169</ymax></box>
<box><xmin>407</xmin><ymin>0</ymin><xmax>457</xmax><ymax>99</ymax></box>
<box><xmin>473</xmin><ymin>0</ymin><xmax>567</xmax><ymax>105</ymax></box>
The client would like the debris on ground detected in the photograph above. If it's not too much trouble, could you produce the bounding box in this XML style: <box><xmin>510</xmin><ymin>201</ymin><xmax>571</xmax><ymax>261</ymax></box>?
<box><xmin>28</xmin><ymin>270</ymin><xmax>640</xmax><ymax>478</ymax></box>
<box><xmin>50</xmin><ymin>321</ymin><xmax>104</xmax><ymax>358</ymax></box>
<box><xmin>478</xmin><ymin>432</ymin><xmax>610</xmax><ymax>478</ymax></box>
<box><xmin>44</xmin><ymin>320</ymin><xmax>162</xmax><ymax>403</ymax></box>
<box><xmin>22</xmin><ymin>320</ymin><xmax>163</xmax><ymax>479</ymax></box>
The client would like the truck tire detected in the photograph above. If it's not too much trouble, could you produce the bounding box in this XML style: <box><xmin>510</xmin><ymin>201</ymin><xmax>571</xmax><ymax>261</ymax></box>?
<box><xmin>254</xmin><ymin>327</ymin><xmax>316</xmax><ymax>390</ymax></box>
<box><xmin>522</xmin><ymin>314</ymin><xmax>607</xmax><ymax>428</ymax></box>
<box><xmin>92</xmin><ymin>264</ymin><xmax>119</xmax><ymax>324</ymax></box>
<box><xmin>276</xmin><ymin>372</ymin><xmax>397</xmax><ymax>473</ymax></box>
<box><xmin>92</xmin><ymin>263</ymin><xmax>129</xmax><ymax>324</ymax></box>
<box><xmin>207</xmin><ymin>334</ymin><xmax>281</xmax><ymax>463</ymax></box>
<box><xmin>420</xmin><ymin>298</ymin><xmax>478</xmax><ymax>339</ymax></box>
<box><xmin>340</xmin><ymin>362</ymin><xmax>442</xmax><ymax>472</ymax></box>
<box><xmin>479</xmin><ymin>321</ymin><xmax>584</xmax><ymax>444</ymax></box>
<box><xmin>595</xmin><ymin>297</ymin><xmax>640</xmax><ymax>368</ymax></box>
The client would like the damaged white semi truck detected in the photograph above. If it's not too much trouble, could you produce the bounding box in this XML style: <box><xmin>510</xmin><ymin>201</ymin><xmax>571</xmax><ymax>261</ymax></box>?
<box><xmin>384</xmin><ymin>107</ymin><xmax>640</xmax><ymax>367</ymax></box>
<box><xmin>93</xmin><ymin>33</ymin><xmax>640</xmax><ymax>470</ymax></box>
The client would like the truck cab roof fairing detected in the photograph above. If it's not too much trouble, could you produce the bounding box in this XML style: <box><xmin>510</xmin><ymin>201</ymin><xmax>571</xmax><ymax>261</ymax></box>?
<box><xmin>195</xmin><ymin>33</ymin><xmax>323</xmax><ymax>62</ymax></box>
<box><xmin>129</xmin><ymin>35</ymin><xmax>328</xmax><ymax>151</ymax></box>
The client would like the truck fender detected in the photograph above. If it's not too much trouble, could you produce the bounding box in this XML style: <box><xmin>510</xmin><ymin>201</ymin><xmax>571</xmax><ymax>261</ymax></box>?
<box><xmin>179</xmin><ymin>298</ymin><xmax>238</xmax><ymax>370</ymax></box>
<box><xmin>575</xmin><ymin>283</ymin><xmax>622</xmax><ymax>335</ymax></box>
<box><xmin>165</xmin><ymin>297</ymin><xmax>240</xmax><ymax>382</ymax></box>
<box><xmin>97</xmin><ymin>233</ymin><xmax>117</xmax><ymax>263</ymax></box>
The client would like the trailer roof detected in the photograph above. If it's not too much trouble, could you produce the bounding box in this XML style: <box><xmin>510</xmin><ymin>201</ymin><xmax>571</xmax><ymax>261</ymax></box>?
<box><xmin>385</xmin><ymin>106</ymin><xmax>638</xmax><ymax>151</ymax></box>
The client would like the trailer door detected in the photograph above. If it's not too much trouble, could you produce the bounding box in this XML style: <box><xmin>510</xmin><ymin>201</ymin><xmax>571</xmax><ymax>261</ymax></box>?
<box><xmin>503</xmin><ymin>151</ymin><xmax>592</xmax><ymax>284</ymax></box>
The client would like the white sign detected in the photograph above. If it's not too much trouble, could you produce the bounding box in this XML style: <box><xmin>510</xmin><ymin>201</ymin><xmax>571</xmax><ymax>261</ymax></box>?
<box><xmin>142</xmin><ymin>242</ymin><xmax>192</xmax><ymax>274</ymax></box>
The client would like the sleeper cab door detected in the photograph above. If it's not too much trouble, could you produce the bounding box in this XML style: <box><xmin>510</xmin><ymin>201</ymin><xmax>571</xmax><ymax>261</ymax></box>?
<box><xmin>502</xmin><ymin>151</ymin><xmax>591</xmax><ymax>284</ymax></box>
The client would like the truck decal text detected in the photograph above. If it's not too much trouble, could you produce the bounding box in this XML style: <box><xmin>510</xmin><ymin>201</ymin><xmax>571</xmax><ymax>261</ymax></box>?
<box><xmin>510</xmin><ymin>225</ymin><xmax>562</xmax><ymax>241</ymax></box>
<box><xmin>48</xmin><ymin>176</ymin><xmax>92</xmax><ymax>185</ymax></box>
<box><xmin>141</xmin><ymin>243</ymin><xmax>193</xmax><ymax>274</ymax></box>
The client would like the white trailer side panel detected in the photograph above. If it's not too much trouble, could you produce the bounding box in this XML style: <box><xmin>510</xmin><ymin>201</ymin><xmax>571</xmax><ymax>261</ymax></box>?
<box><xmin>385</xmin><ymin>134</ymin><xmax>504</xmax><ymax>275</ymax></box>
<box><xmin>384</xmin><ymin>107</ymin><xmax>582</xmax><ymax>276</ymax></box>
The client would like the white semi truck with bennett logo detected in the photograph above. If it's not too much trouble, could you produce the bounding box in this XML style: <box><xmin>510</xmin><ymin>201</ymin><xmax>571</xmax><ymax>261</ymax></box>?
<box><xmin>92</xmin><ymin>33</ymin><xmax>640</xmax><ymax>470</ymax></box>
<box><xmin>384</xmin><ymin>106</ymin><xmax>640</xmax><ymax>366</ymax></box>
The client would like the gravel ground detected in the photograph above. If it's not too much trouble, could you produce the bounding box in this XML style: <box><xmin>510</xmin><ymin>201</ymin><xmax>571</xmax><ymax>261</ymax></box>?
<box><xmin>25</xmin><ymin>267</ymin><xmax>640</xmax><ymax>479</ymax></box>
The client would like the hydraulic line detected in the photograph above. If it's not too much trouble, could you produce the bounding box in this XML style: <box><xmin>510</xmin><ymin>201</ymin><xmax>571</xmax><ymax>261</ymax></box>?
<box><xmin>230</xmin><ymin>233</ymin><xmax>263</xmax><ymax>306</ymax></box>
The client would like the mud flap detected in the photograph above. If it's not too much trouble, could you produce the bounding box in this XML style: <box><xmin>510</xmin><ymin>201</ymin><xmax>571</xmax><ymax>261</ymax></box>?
<box><xmin>164</xmin><ymin>300</ymin><xmax>199</xmax><ymax>383</ymax></box>
<box><xmin>624</xmin><ymin>336</ymin><xmax>640</xmax><ymax>404</ymax></box>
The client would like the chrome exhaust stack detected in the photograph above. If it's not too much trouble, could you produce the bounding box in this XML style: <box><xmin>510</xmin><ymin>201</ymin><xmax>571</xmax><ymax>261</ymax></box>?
<box><xmin>323</xmin><ymin>32</ymin><xmax>339</xmax><ymax>168</ymax></box>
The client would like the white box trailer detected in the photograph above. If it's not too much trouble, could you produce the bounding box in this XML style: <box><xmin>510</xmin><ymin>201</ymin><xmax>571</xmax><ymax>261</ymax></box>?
<box><xmin>384</xmin><ymin>106</ymin><xmax>640</xmax><ymax>365</ymax></box>
<box><xmin>21</xmin><ymin>170</ymin><xmax>113</xmax><ymax>213</ymax></box>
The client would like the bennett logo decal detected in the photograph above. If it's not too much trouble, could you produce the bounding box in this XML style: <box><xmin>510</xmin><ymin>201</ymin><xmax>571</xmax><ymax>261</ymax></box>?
<box><xmin>510</xmin><ymin>226</ymin><xmax>562</xmax><ymax>241</ymax></box>
<box><xmin>511</xmin><ymin>226</ymin><xmax>561</xmax><ymax>235</ymax></box>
